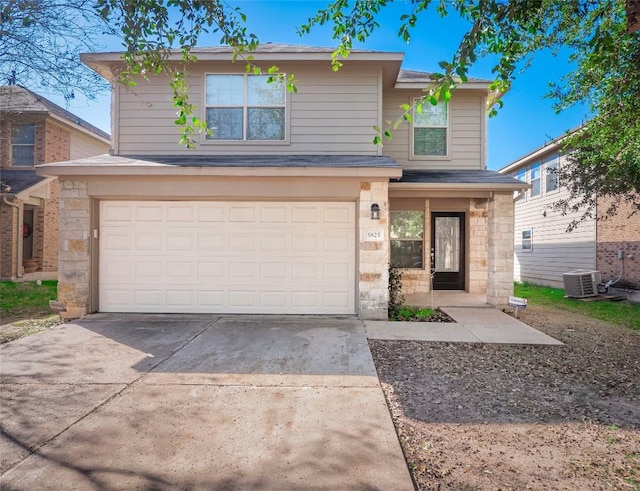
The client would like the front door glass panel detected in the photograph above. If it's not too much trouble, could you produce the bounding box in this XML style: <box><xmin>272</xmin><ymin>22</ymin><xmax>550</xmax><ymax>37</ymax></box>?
<box><xmin>434</xmin><ymin>216</ymin><xmax>460</xmax><ymax>272</ymax></box>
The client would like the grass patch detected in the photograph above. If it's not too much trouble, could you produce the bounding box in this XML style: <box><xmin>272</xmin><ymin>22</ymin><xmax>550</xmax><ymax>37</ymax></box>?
<box><xmin>0</xmin><ymin>280</ymin><xmax>58</xmax><ymax>322</ymax></box>
<box><xmin>390</xmin><ymin>306</ymin><xmax>435</xmax><ymax>321</ymax></box>
<box><xmin>514</xmin><ymin>282</ymin><xmax>640</xmax><ymax>330</ymax></box>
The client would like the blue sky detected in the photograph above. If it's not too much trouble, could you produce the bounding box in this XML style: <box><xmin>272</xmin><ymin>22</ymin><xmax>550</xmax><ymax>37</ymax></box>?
<box><xmin>44</xmin><ymin>0</ymin><xmax>588</xmax><ymax>170</ymax></box>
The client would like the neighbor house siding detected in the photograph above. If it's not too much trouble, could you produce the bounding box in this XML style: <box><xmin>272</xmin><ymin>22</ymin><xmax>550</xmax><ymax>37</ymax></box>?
<box><xmin>70</xmin><ymin>131</ymin><xmax>110</xmax><ymax>159</ymax></box>
<box><xmin>381</xmin><ymin>90</ymin><xmax>485</xmax><ymax>170</ymax></box>
<box><xmin>513</xmin><ymin>154</ymin><xmax>596</xmax><ymax>288</ymax></box>
<box><xmin>115</xmin><ymin>63</ymin><xmax>380</xmax><ymax>156</ymax></box>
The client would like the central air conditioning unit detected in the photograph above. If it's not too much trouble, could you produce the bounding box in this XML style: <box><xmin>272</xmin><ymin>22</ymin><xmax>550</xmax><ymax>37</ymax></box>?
<box><xmin>563</xmin><ymin>269</ymin><xmax>601</xmax><ymax>298</ymax></box>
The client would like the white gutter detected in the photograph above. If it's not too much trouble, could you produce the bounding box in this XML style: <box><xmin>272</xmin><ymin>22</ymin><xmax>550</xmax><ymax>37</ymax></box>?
<box><xmin>2</xmin><ymin>196</ymin><xmax>23</xmax><ymax>278</ymax></box>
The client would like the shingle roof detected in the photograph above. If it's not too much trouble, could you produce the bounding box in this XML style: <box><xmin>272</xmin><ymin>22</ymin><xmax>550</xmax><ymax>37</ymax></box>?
<box><xmin>397</xmin><ymin>69</ymin><xmax>491</xmax><ymax>84</ymax></box>
<box><xmin>192</xmin><ymin>43</ymin><xmax>390</xmax><ymax>55</ymax></box>
<box><xmin>396</xmin><ymin>169</ymin><xmax>526</xmax><ymax>186</ymax></box>
<box><xmin>40</xmin><ymin>154</ymin><xmax>402</xmax><ymax>169</ymax></box>
<box><xmin>0</xmin><ymin>168</ymin><xmax>46</xmax><ymax>195</ymax></box>
<box><xmin>0</xmin><ymin>85</ymin><xmax>110</xmax><ymax>141</ymax></box>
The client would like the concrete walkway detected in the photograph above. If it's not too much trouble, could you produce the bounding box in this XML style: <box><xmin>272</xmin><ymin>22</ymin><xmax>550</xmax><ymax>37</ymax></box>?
<box><xmin>365</xmin><ymin>307</ymin><xmax>564</xmax><ymax>345</ymax></box>
<box><xmin>0</xmin><ymin>315</ymin><xmax>413</xmax><ymax>490</ymax></box>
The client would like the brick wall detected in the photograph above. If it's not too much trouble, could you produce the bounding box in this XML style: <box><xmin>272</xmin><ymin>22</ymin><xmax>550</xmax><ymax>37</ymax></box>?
<box><xmin>0</xmin><ymin>201</ymin><xmax>18</xmax><ymax>278</ymax></box>
<box><xmin>41</xmin><ymin>180</ymin><xmax>60</xmax><ymax>271</ymax></box>
<box><xmin>43</xmin><ymin>121</ymin><xmax>71</xmax><ymax>163</ymax></box>
<box><xmin>596</xmin><ymin>196</ymin><xmax>640</xmax><ymax>288</ymax></box>
<box><xmin>0</xmin><ymin>118</ymin><xmax>9</xmax><ymax>168</ymax></box>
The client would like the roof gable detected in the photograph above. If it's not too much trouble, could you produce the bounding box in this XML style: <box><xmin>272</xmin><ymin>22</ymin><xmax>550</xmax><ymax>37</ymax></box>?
<box><xmin>0</xmin><ymin>85</ymin><xmax>110</xmax><ymax>141</ymax></box>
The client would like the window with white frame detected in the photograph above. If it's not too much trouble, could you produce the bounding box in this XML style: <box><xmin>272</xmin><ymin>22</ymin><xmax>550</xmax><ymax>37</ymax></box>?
<box><xmin>390</xmin><ymin>211</ymin><xmax>424</xmax><ymax>268</ymax></box>
<box><xmin>11</xmin><ymin>124</ymin><xmax>35</xmax><ymax>166</ymax></box>
<box><xmin>530</xmin><ymin>162</ymin><xmax>541</xmax><ymax>197</ymax></box>
<box><xmin>544</xmin><ymin>154</ymin><xmax>559</xmax><ymax>193</ymax></box>
<box><xmin>205</xmin><ymin>74</ymin><xmax>285</xmax><ymax>141</ymax></box>
<box><xmin>412</xmin><ymin>100</ymin><xmax>447</xmax><ymax>157</ymax></box>
<box><xmin>522</xmin><ymin>229</ymin><xmax>533</xmax><ymax>251</ymax></box>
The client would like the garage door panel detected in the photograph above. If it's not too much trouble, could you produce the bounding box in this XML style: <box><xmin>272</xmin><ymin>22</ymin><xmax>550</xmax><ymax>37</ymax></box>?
<box><xmin>135</xmin><ymin>289</ymin><xmax>163</xmax><ymax>307</ymax></box>
<box><xmin>261</xmin><ymin>262</ymin><xmax>287</xmax><ymax>279</ymax></box>
<box><xmin>135</xmin><ymin>232</ymin><xmax>163</xmax><ymax>251</ymax></box>
<box><xmin>198</xmin><ymin>262</ymin><xmax>225</xmax><ymax>278</ymax></box>
<box><xmin>261</xmin><ymin>291</ymin><xmax>287</xmax><ymax>308</ymax></box>
<box><xmin>292</xmin><ymin>206</ymin><xmax>319</xmax><ymax>223</ymax></box>
<box><xmin>166</xmin><ymin>204</ymin><xmax>195</xmax><ymax>222</ymax></box>
<box><xmin>135</xmin><ymin>204</ymin><xmax>164</xmax><ymax>222</ymax></box>
<box><xmin>197</xmin><ymin>203</ymin><xmax>226</xmax><ymax>222</ymax></box>
<box><xmin>324</xmin><ymin>206</ymin><xmax>353</xmax><ymax>223</ymax></box>
<box><xmin>229</xmin><ymin>205</ymin><xmax>256</xmax><ymax>222</ymax></box>
<box><xmin>134</xmin><ymin>261</ymin><xmax>162</xmax><ymax>279</ymax></box>
<box><xmin>197</xmin><ymin>290</ymin><xmax>224</xmax><ymax>307</ymax></box>
<box><xmin>229</xmin><ymin>233</ymin><xmax>256</xmax><ymax>251</ymax></box>
<box><xmin>167</xmin><ymin>233</ymin><xmax>195</xmax><ymax>251</ymax></box>
<box><xmin>102</xmin><ymin>203</ymin><xmax>133</xmax><ymax>223</ymax></box>
<box><xmin>261</xmin><ymin>205</ymin><xmax>288</xmax><ymax>222</ymax></box>
<box><xmin>197</xmin><ymin>233</ymin><xmax>225</xmax><ymax>251</ymax></box>
<box><xmin>165</xmin><ymin>289</ymin><xmax>195</xmax><ymax>308</ymax></box>
<box><xmin>100</xmin><ymin>201</ymin><xmax>355</xmax><ymax>314</ymax></box>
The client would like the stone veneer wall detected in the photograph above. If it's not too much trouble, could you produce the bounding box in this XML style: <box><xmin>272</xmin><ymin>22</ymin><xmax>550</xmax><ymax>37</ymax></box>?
<box><xmin>468</xmin><ymin>198</ymin><xmax>488</xmax><ymax>293</ymax></box>
<box><xmin>57</xmin><ymin>179</ymin><xmax>90</xmax><ymax>319</ymax></box>
<box><xmin>487</xmin><ymin>192</ymin><xmax>515</xmax><ymax>305</ymax></box>
<box><xmin>358</xmin><ymin>181</ymin><xmax>390</xmax><ymax>319</ymax></box>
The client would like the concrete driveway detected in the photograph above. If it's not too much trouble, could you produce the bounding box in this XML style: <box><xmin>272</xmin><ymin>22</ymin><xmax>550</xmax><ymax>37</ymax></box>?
<box><xmin>0</xmin><ymin>314</ymin><xmax>413</xmax><ymax>490</ymax></box>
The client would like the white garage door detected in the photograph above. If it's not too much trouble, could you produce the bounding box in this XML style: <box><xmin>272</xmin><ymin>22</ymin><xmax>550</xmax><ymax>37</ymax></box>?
<box><xmin>99</xmin><ymin>201</ymin><xmax>356</xmax><ymax>314</ymax></box>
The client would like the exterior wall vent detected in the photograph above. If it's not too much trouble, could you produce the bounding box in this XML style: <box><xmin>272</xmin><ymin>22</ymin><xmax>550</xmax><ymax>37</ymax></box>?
<box><xmin>562</xmin><ymin>270</ymin><xmax>601</xmax><ymax>298</ymax></box>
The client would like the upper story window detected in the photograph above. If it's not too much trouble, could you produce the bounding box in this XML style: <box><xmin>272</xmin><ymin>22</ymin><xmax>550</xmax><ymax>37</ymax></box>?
<box><xmin>530</xmin><ymin>162</ymin><xmax>541</xmax><ymax>197</ymax></box>
<box><xmin>205</xmin><ymin>74</ymin><xmax>285</xmax><ymax>141</ymax></box>
<box><xmin>412</xmin><ymin>100</ymin><xmax>448</xmax><ymax>157</ymax></box>
<box><xmin>390</xmin><ymin>211</ymin><xmax>424</xmax><ymax>269</ymax></box>
<box><xmin>11</xmin><ymin>124</ymin><xmax>35</xmax><ymax>166</ymax></box>
<box><xmin>544</xmin><ymin>154</ymin><xmax>559</xmax><ymax>193</ymax></box>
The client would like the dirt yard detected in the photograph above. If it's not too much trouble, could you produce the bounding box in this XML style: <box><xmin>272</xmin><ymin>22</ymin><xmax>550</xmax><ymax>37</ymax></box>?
<box><xmin>370</xmin><ymin>304</ymin><xmax>640</xmax><ymax>490</ymax></box>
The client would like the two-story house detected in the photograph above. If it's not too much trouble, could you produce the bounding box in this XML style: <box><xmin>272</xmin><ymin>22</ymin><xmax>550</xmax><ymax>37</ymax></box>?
<box><xmin>37</xmin><ymin>44</ymin><xmax>524</xmax><ymax>319</ymax></box>
<box><xmin>500</xmin><ymin>134</ymin><xmax>640</xmax><ymax>290</ymax></box>
<box><xmin>0</xmin><ymin>86</ymin><xmax>110</xmax><ymax>281</ymax></box>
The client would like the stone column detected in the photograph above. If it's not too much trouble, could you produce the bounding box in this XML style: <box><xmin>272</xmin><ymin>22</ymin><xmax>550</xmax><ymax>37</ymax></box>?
<box><xmin>468</xmin><ymin>198</ymin><xmax>488</xmax><ymax>294</ymax></box>
<box><xmin>57</xmin><ymin>179</ymin><xmax>90</xmax><ymax>319</ymax></box>
<box><xmin>487</xmin><ymin>192</ymin><xmax>515</xmax><ymax>305</ymax></box>
<box><xmin>358</xmin><ymin>180</ymin><xmax>389</xmax><ymax>319</ymax></box>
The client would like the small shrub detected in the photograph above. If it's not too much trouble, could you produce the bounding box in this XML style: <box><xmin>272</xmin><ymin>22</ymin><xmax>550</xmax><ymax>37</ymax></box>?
<box><xmin>388</xmin><ymin>265</ymin><xmax>404</xmax><ymax>319</ymax></box>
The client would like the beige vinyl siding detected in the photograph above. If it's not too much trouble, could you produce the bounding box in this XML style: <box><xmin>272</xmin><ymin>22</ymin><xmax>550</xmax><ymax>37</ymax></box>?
<box><xmin>382</xmin><ymin>90</ymin><xmax>484</xmax><ymax>170</ymax></box>
<box><xmin>116</xmin><ymin>63</ymin><xmax>380</xmax><ymax>155</ymax></box>
<box><xmin>70</xmin><ymin>131</ymin><xmax>110</xmax><ymax>159</ymax></box>
<box><xmin>513</xmin><ymin>154</ymin><xmax>596</xmax><ymax>288</ymax></box>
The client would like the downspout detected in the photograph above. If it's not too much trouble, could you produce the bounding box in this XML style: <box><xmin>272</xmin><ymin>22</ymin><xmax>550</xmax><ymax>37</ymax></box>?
<box><xmin>3</xmin><ymin>195</ymin><xmax>23</xmax><ymax>278</ymax></box>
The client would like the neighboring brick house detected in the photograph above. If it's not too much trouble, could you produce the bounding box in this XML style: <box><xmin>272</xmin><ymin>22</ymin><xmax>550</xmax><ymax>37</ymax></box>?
<box><xmin>38</xmin><ymin>44</ymin><xmax>524</xmax><ymax>319</ymax></box>
<box><xmin>0</xmin><ymin>86</ymin><xmax>110</xmax><ymax>280</ymax></box>
<box><xmin>499</xmin><ymin>134</ymin><xmax>640</xmax><ymax>290</ymax></box>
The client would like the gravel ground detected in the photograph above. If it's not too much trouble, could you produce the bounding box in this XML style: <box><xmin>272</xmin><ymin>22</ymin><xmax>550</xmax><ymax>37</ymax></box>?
<box><xmin>370</xmin><ymin>304</ymin><xmax>640</xmax><ymax>490</ymax></box>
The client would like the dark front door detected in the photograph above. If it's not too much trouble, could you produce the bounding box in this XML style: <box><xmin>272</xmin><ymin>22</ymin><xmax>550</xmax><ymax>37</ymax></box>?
<box><xmin>431</xmin><ymin>212</ymin><xmax>465</xmax><ymax>290</ymax></box>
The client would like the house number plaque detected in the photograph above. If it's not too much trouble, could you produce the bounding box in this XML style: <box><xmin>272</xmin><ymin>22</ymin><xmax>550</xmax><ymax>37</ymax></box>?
<box><xmin>364</xmin><ymin>229</ymin><xmax>385</xmax><ymax>241</ymax></box>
